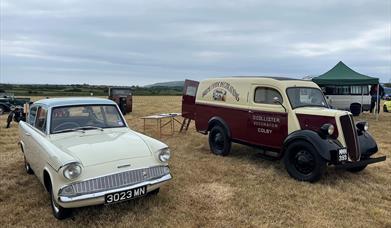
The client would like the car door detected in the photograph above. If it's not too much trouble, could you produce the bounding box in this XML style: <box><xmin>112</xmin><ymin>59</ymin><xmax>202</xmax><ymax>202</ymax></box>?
<box><xmin>29</xmin><ymin>105</ymin><xmax>49</xmax><ymax>178</ymax></box>
<box><xmin>21</xmin><ymin>105</ymin><xmax>38</xmax><ymax>167</ymax></box>
<box><xmin>247</xmin><ymin>85</ymin><xmax>288</xmax><ymax>150</ymax></box>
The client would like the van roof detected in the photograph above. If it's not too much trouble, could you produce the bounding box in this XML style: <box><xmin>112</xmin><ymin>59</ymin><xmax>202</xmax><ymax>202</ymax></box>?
<box><xmin>225</xmin><ymin>76</ymin><xmax>306</xmax><ymax>81</ymax></box>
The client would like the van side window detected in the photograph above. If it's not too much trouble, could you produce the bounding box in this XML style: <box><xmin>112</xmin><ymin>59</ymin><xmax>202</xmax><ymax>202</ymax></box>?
<box><xmin>35</xmin><ymin>107</ymin><xmax>47</xmax><ymax>133</ymax></box>
<box><xmin>186</xmin><ymin>86</ymin><xmax>197</xmax><ymax>96</ymax></box>
<box><xmin>28</xmin><ymin>106</ymin><xmax>38</xmax><ymax>125</ymax></box>
<box><xmin>254</xmin><ymin>87</ymin><xmax>283</xmax><ymax>104</ymax></box>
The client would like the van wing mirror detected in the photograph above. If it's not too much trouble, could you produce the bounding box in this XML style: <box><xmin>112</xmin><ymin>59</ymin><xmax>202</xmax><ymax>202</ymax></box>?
<box><xmin>273</xmin><ymin>97</ymin><xmax>287</xmax><ymax>112</ymax></box>
<box><xmin>273</xmin><ymin>97</ymin><xmax>280</xmax><ymax>104</ymax></box>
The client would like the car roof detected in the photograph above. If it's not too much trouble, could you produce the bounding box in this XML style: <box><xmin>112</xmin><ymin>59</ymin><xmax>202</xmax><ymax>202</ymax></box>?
<box><xmin>34</xmin><ymin>97</ymin><xmax>116</xmax><ymax>107</ymax></box>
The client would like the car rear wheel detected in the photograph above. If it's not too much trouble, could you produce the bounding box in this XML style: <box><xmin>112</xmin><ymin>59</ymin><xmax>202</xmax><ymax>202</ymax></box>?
<box><xmin>209</xmin><ymin>125</ymin><xmax>231</xmax><ymax>156</ymax></box>
<box><xmin>49</xmin><ymin>184</ymin><xmax>72</xmax><ymax>219</ymax></box>
<box><xmin>284</xmin><ymin>140</ymin><xmax>326</xmax><ymax>182</ymax></box>
<box><xmin>24</xmin><ymin>156</ymin><xmax>34</xmax><ymax>175</ymax></box>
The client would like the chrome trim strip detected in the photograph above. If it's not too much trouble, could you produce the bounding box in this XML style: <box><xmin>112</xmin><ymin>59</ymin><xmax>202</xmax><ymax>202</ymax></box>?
<box><xmin>59</xmin><ymin>174</ymin><xmax>172</xmax><ymax>203</ymax></box>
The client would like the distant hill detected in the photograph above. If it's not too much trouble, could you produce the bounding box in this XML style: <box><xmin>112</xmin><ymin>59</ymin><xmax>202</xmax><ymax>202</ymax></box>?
<box><xmin>144</xmin><ymin>81</ymin><xmax>184</xmax><ymax>88</ymax></box>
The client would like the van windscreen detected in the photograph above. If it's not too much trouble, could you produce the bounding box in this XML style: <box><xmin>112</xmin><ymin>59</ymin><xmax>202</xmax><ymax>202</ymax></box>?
<box><xmin>287</xmin><ymin>87</ymin><xmax>328</xmax><ymax>109</ymax></box>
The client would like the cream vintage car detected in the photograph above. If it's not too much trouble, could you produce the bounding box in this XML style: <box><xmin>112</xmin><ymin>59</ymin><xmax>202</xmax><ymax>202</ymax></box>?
<box><xmin>19</xmin><ymin>98</ymin><xmax>172</xmax><ymax>219</ymax></box>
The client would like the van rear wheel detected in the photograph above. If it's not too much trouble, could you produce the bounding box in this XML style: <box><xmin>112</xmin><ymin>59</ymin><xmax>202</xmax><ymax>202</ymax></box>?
<box><xmin>209</xmin><ymin>125</ymin><xmax>231</xmax><ymax>156</ymax></box>
<box><xmin>284</xmin><ymin>140</ymin><xmax>326</xmax><ymax>182</ymax></box>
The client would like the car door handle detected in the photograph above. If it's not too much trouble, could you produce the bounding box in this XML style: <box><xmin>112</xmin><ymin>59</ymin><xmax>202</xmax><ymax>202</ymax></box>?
<box><xmin>248</xmin><ymin>110</ymin><xmax>253</xmax><ymax>113</ymax></box>
<box><xmin>24</xmin><ymin>132</ymin><xmax>31</xmax><ymax>136</ymax></box>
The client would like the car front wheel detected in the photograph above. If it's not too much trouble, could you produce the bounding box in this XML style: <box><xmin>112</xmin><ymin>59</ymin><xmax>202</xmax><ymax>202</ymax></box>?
<box><xmin>208</xmin><ymin>125</ymin><xmax>231</xmax><ymax>156</ymax></box>
<box><xmin>284</xmin><ymin>140</ymin><xmax>326</xmax><ymax>182</ymax></box>
<box><xmin>50</xmin><ymin>188</ymin><xmax>72</xmax><ymax>219</ymax></box>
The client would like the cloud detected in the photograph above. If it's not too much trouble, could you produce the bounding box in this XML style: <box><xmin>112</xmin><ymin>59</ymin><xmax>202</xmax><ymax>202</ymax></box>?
<box><xmin>0</xmin><ymin>0</ymin><xmax>390</xmax><ymax>85</ymax></box>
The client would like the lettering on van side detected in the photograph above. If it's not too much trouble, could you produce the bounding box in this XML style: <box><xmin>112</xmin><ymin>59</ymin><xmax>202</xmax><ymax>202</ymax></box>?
<box><xmin>252</xmin><ymin>114</ymin><xmax>280</xmax><ymax>134</ymax></box>
<box><xmin>201</xmin><ymin>81</ymin><xmax>240</xmax><ymax>101</ymax></box>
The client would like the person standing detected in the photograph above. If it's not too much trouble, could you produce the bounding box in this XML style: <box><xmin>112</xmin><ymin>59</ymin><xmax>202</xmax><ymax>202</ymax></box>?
<box><xmin>370</xmin><ymin>85</ymin><xmax>385</xmax><ymax>113</ymax></box>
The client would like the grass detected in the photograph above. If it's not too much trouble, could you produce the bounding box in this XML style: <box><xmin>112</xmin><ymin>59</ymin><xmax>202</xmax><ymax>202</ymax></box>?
<box><xmin>0</xmin><ymin>96</ymin><xmax>390</xmax><ymax>227</ymax></box>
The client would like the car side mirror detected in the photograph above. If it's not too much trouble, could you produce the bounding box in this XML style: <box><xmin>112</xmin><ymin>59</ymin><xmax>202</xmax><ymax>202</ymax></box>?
<box><xmin>273</xmin><ymin>97</ymin><xmax>287</xmax><ymax>112</ymax></box>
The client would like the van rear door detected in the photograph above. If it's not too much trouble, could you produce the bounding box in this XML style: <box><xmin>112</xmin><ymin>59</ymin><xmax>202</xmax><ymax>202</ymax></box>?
<box><xmin>182</xmin><ymin>79</ymin><xmax>199</xmax><ymax>120</ymax></box>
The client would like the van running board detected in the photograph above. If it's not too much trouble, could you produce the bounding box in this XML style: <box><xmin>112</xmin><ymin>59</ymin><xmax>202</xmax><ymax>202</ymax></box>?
<box><xmin>255</xmin><ymin>149</ymin><xmax>280</xmax><ymax>161</ymax></box>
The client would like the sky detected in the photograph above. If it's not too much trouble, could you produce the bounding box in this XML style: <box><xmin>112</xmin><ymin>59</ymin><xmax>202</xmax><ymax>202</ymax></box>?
<box><xmin>0</xmin><ymin>0</ymin><xmax>390</xmax><ymax>86</ymax></box>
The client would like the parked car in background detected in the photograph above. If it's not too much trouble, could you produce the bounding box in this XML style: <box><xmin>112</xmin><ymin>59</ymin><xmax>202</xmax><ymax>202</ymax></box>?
<box><xmin>384</xmin><ymin>100</ymin><xmax>391</xmax><ymax>112</ymax></box>
<box><xmin>19</xmin><ymin>98</ymin><xmax>172</xmax><ymax>219</ymax></box>
<box><xmin>383</xmin><ymin>87</ymin><xmax>391</xmax><ymax>100</ymax></box>
<box><xmin>182</xmin><ymin>77</ymin><xmax>386</xmax><ymax>182</ymax></box>
<box><xmin>0</xmin><ymin>95</ymin><xmax>30</xmax><ymax>115</ymax></box>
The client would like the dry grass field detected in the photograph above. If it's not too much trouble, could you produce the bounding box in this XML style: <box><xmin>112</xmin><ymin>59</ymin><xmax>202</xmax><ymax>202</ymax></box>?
<box><xmin>0</xmin><ymin>96</ymin><xmax>390</xmax><ymax>227</ymax></box>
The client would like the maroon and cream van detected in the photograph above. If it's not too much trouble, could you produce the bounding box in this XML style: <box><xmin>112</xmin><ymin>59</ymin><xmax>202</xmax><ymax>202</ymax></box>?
<box><xmin>182</xmin><ymin>77</ymin><xmax>386</xmax><ymax>182</ymax></box>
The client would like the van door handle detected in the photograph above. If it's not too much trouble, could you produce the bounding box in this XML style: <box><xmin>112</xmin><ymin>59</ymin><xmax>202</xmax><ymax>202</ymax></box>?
<box><xmin>24</xmin><ymin>132</ymin><xmax>31</xmax><ymax>136</ymax></box>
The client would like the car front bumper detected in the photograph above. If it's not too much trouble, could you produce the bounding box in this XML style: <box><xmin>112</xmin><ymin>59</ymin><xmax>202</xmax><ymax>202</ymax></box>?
<box><xmin>57</xmin><ymin>173</ymin><xmax>172</xmax><ymax>208</ymax></box>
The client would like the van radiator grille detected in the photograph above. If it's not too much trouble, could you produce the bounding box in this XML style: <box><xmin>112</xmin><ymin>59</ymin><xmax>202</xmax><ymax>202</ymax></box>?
<box><xmin>71</xmin><ymin>166</ymin><xmax>169</xmax><ymax>194</ymax></box>
<box><xmin>340</xmin><ymin>115</ymin><xmax>360</xmax><ymax>161</ymax></box>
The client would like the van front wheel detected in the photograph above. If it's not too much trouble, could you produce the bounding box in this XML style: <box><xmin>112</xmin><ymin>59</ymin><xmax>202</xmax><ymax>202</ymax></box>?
<box><xmin>209</xmin><ymin>125</ymin><xmax>231</xmax><ymax>156</ymax></box>
<box><xmin>284</xmin><ymin>140</ymin><xmax>326</xmax><ymax>182</ymax></box>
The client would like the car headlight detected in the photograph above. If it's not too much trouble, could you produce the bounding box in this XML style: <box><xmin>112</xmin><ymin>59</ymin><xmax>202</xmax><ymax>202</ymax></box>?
<box><xmin>158</xmin><ymin>148</ymin><xmax>171</xmax><ymax>162</ymax></box>
<box><xmin>356</xmin><ymin>121</ymin><xmax>369</xmax><ymax>132</ymax></box>
<box><xmin>320</xmin><ymin>123</ymin><xmax>334</xmax><ymax>136</ymax></box>
<box><xmin>63</xmin><ymin>163</ymin><xmax>82</xmax><ymax>180</ymax></box>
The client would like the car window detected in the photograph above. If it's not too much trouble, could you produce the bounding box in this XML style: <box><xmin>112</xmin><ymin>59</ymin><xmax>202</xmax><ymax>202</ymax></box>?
<box><xmin>35</xmin><ymin>107</ymin><xmax>47</xmax><ymax>133</ymax></box>
<box><xmin>254</xmin><ymin>87</ymin><xmax>283</xmax><ymax>104</ymax></box>
<box><xmin>28</xmin><ymin>106</ymin><xmax>38</xmax><ymax>125</ymax></box>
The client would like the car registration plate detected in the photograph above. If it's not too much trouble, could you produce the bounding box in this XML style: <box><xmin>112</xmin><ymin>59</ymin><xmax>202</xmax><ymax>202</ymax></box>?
<box><xmin>105</xmin><ymin>186</ymin><xmax>147</xmax><ymax>204</ymax></box>
<box><xmin>338</xmin><ymin>148</ymin><xmax>348</xmax><ymax>161</ymax></box>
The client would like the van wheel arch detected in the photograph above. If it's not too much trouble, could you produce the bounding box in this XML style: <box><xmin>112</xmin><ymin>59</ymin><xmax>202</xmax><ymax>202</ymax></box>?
<box><xmin>207</xmin><ymin>117</ymin><xmax>231</xmax><ymax>138</ymax></box>
<box><xmin>283</xmin><ymin>130</ymin><xmax>339</xmax><ymax>162</ymax></box>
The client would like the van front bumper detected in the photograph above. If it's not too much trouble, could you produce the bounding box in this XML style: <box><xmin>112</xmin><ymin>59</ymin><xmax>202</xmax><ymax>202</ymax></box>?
<box><xmin>57</xmin><ymin>174</ymin><xmax>172</xmax><ymax>208</ymax></box>
<box><xmin>335</xmin><ymin>156</ymin><xmax>386</xmax><ymax>169</ymax></box>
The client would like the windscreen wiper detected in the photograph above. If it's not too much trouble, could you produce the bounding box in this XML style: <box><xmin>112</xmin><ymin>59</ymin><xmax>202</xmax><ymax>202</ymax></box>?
<box><xmin>53</xmin><ymin>126</ymin><xmax>103</xmax><ymax>134</ymax></box>
<box><xmin>74</xmin><ymin>126</ymin><xmax>104</xmax><ymax>132</ymax></box>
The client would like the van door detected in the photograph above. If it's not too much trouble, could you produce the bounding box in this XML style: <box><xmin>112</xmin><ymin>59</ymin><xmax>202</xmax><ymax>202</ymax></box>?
<box><xmin>247</xmin><ymin>85</ymin><xmax>288</xmax><ymax>150</ymax></box>
<box><xmin>182</xmin><ymin>79</ymin><xmax>199</xmax><ymax>120</ymax></box>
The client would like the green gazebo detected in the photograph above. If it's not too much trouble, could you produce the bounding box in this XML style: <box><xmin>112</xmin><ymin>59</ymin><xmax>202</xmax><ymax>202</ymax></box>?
<box><xmin>312</xmin><ymin>61</ymin><xmax>380</xmax><ymax>118</ymax></box>
<box><xmin>312</xmin><ymin>61</ymin><xmax>378</xmax><ymax>86</ymax></box>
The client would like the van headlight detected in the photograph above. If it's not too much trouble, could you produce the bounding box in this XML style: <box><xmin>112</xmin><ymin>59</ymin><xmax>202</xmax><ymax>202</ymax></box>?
<box><xmin>158</xmin><ymin>148</ymin><xmax>171</xmax><ymax>162</ymax></box>
<box><xmin>63</xmin><ymin>163</ymin><xmax>82</xmax><ymax>180</ymax></box>
<box><xmin>321</xmin><ymin>123</ymin><xmax>334</xmax><ymax>136</ymax></box>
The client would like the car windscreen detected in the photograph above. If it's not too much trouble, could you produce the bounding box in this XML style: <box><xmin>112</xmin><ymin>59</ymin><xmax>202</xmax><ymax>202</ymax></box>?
<box><xmin>50</xmin><ymin>105</ymin><xmax>126</xmax><ymax>134</ymax></box>
<box><xmin>287</xmin><ymin>87</ymin><xmax>328</xmax><ymax>109</ymax></box>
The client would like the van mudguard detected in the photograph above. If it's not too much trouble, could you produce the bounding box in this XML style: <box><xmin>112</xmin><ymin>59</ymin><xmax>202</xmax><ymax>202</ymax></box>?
<box><xmin>283</xmin><ymin>130</ymin><xmax>342</xmax><ymax>161</ymax></box>
<box><xmin>207</xmin><ymin>117</ymin><xmax>231</xmax><ymax>138</ymax></box>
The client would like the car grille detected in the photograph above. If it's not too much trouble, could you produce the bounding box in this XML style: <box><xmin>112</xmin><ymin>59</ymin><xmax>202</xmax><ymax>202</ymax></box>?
<box><xmin>70</xmin><ymin>166</ymin><xmax>170</xmax><ymax>195</ymax></box>
<box><xmin>340</xmin><ymin>114</ymin><xmax>360</xmax><ymax>161</ymax></box>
